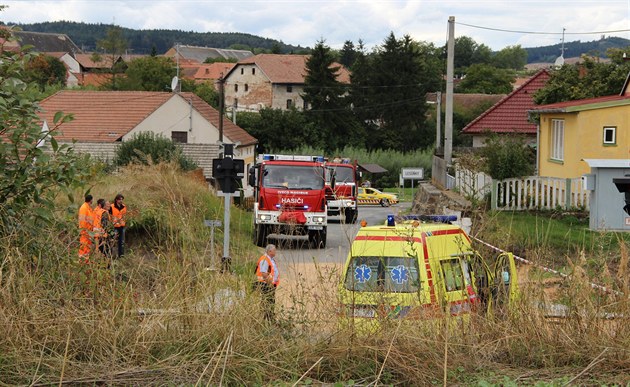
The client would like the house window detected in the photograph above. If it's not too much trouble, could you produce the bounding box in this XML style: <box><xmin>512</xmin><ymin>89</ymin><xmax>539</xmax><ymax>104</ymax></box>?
<box><xmin>286</xmin><ymin>99</ymin><xmax>293</xmax><ymax>109</ymax></box>
<box><xmin>303</xmin><ymin>100</ymin><xmax>309</xmax><ymax>110</ymax></box>
<box><xmin>234</xmin><ymin>84</ymin><xmax>238</xmax><ymax>92</ymax></box>
<box><xmin>550</xmin><ymin>119</ymin><xmax>564</xmax><ymax>161</ymax></box>
<box><xmin>603</xmin><ymin>126</ymin><xmax>616</xmax><ymax>145</ymax></box>
<box><xmin>240</xmin><ymin>68</ymin><xmax>244</xmax><ymax>75</ymax></box>
<box><xmin>287</xmin><ymin>85</ymin><xmax>293</xmax><ymax>93</ymax></box>
<box><xmin>245</xmin><ymin>84</ymin><xmax>249</xmax><ymax>92</ymax></box>
<box><xmin>171</xmin><ymin>131</ymin><xmax>188</xmax><ymax>143</ymax></box>
<box><xmin>252</xmin><ymin>68</ymin><xmax>256</xmax><ymax>75</ymax></box>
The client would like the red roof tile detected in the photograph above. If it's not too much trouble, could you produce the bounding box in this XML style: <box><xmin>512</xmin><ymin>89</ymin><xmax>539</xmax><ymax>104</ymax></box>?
<box><xmin>193</xmin><ymin>63</ymin><xmax>235</xmax><ymax>80</ymax></box>
<box><xmin>230</xmin><ymin>54</ymin><xmax>350</xmax><ymax>84</ymax></box>
<box><xmin>38</xmin><ymin>90</ymin><xmax>257</xmax><ymax>146</ymax></box>
<box><xmin>75</xmin><ymin>53</ymin><xmax>119</xmax><ymax>69</ymax></box>
<box><xmin>462</xmin><ymin>69</ymin><xmax>550</xmax><ymax>135</ymax></box>
<box><xmin>531</xmin><ymin>94</ymin><xmax>630</xmax><ymax>111</ymax></box>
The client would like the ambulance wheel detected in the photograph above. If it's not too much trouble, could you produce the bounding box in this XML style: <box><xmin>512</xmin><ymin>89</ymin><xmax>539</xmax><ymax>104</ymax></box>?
<box><xmin>380</xmin><ymin>198</ymin><xmax>390</xmax><ymax>207</ymax></box>
<box><xmin>254</xmin><ymin>224</ymin><xmax>268</xmax><ymax>247</ymax></box>
<box><xmin>345</xmin><ymin>208</ymin><xmax>358</xmax><ymax>224</ymax></box>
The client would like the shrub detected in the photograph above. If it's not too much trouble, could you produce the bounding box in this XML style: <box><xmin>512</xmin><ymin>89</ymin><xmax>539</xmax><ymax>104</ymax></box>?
<box><xmin>481</xmin><ymin>133</ymin><xmax>535</xmax><ymax>180</ymax></box>
<box><xmin>114</xmin><ymin>132</ymin><xmax>197</xmax><ymax>171</ymax></box>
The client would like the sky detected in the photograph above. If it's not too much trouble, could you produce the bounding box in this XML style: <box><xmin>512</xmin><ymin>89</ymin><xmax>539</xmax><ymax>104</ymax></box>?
<box><xmin>2</xmin><ymin>0</ymin><xmax>630</xmax><ymax>51</ymax></box>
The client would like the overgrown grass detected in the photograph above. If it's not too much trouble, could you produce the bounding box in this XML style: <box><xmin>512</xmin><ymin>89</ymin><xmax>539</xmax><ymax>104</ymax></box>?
<box><xmin>1</xmin><ymin>164</ymin><xmax>629</xmax><ymax>385</ymax></box>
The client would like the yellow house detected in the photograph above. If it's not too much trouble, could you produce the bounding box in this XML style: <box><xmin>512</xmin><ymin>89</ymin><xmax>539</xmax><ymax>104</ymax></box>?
<box><xmin>530</xmin><ymin>94</ymin><xmax>630</xmax><ymax>178</ymax></box>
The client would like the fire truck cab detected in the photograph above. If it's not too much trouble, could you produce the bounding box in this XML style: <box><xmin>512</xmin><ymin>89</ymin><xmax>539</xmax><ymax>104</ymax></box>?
<box><xmin>325</xmin><ymin>158</ymin><xmax>359</xmax><ymax>224</ymax></box>
<box><xmin>338</xmin><ymin>215</ymin><xmax>518</xmax><ymax>331</ymax></box>
<box><xmin>249</xmin><ymin>154</ymin><xmax>329</xmax><ymax>248</ymax></box>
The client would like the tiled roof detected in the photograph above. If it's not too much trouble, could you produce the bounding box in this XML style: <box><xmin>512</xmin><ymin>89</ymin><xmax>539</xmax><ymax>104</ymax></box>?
<box><xmin>12</xmin><ymin>30</ymin><xmax>82</xmax><ymax>54</ymax></box>
<box><xmin>179</xmin><ymin>92</ymin><xmax>257</xmax><ymax>146</ymax></box>
<box><xmin>166</xmin><ymin>45</ymin><xmax>253</xmax><ymax>64</ymax></box>
<box><xmin>194</xmin><ymin>63</ymin><xmax>235</xmax><ymax>80</ymax></box>
<box><xmin>76</xmin><ymin>72</ymin><xmax>113</xmax><ymax>87</ymax></box>
<box><xmin>75</xmin><ymin>53</ymin><xmax>120</xmax><ymax>69</ymax></box>
<box><xmin>37</xmin><ymin>90</ymin><xmax>257</xmax><ymax>146</ymax></box>
<box><xmin>462</xmin><ymin>69</ymin><xmax>550</xmax><ymax>135</ymax></box>
<box><xmin>38</xmin><ymin>91</ymin><xmax>171</xmax><ymax>142</ymax></box>
<box><xmin>530</xmin><ymin>94</ymin><xmax>630</xmax><ymax>112</ymax></box>
<box><xmin>229</xmin><ymin>54</ymin><xmax>350</xmax><ymax>84</ymax></box>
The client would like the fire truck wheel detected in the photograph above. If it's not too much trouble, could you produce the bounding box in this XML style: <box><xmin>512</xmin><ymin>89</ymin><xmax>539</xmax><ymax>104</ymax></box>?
<box><xmin>345</xmin><ymin>208</ymin><xmax>358</xmax><ymax>224</ymax></box>
<box><xmin>380</xmin><ymin>198</ymin><xmax>390</xmax><ymax>207</ymax></box>
<box><xmin>254</xmin><ymin>224</ymin><xmax>268</xmax><ymax>247</ymax></box>
<box><xmin>308</xmin><ymin>229</ymin><xmax>327</xmax><ymax>249</ymax></box>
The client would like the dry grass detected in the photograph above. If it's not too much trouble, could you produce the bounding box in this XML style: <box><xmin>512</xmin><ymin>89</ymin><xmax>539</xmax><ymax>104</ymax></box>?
<box><xmin>1</xmin><ymin>164</ymin><xmax>629</xmax><ymax>385</ymax></box>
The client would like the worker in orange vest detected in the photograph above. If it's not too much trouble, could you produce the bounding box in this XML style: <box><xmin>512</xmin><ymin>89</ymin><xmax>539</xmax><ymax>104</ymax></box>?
<box><xmin>78</xmin><ymin>194</ymin><xmax>95</xmax><ymax>259</ymax></box>
<box><xmin>93</xmin><ymin>198</ymin><xmax>113</xmax><ymax>260</ymax></box>
<box><xmin>254</xmin><ymin>244</ymin><xmax>280</xmax><ymax>322</ymax></box>
<box><xmin>109</xmin><ymin>193</ymin><xmax>127</xmax><ymax>258</ymax></box>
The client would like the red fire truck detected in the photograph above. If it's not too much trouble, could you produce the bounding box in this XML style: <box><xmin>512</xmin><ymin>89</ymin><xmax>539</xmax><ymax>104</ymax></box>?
<box><xmin>325</xmin><ymin>158</ymin><xmax>359</xmax><ymax>224</ymax></box>
<box><xmin>248</xmin><ymin>154</ymin><xmax>329</xmax><ymax>248</ymax></box>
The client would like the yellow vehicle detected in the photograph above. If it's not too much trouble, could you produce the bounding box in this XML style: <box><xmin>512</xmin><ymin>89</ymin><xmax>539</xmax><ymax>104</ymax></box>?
<box><xmin>357</xmin><ymin>187</ymin><xmax>399</xmax><ymax>206</ymax></box>
<box><xmin>338</xmin><ymin>215</ymin><xmax>518</xmax><ymax>330</ymax></box>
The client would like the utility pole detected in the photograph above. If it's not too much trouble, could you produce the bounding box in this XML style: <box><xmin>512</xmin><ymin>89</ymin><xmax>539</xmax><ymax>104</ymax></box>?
<box><xmin>218</xmin><ymin>75</ymin><xmax>225</xmax><ymax>143</ymax></box>
<box><xmin>232</xmin><ymin>100</ymin><xmax>237</xmax><ymax>125</ymax></box>
<box><xmin>175</xmin><ymin>43</ymin><xmax>181</xmax><ymax>93</ymax></box>
<box><xmin>444</xmin><ymin>16</ymin><xmax>455</xmax><ymax>168</ymax></box>
<box><xmin>436</xmin><ymin>91</ymin><xmax>442</xmax><ymax>154</ymax></box>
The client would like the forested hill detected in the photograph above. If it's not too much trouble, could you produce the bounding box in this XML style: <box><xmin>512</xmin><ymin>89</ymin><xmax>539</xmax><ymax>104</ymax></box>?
<box><xmin>525</xmin><ymin>36</ymin><xmax>630</xmax><ymax>63</ymax></box>
<box><xmin>2</xmin><ymin>21</ymin><xmax>307</xmax><ymax>55</ymax></box>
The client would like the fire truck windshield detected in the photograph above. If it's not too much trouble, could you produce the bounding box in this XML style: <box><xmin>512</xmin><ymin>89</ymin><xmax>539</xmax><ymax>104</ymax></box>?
<box><xmin>262</xmin><ymin>165</ymin><xmax>325</xmax><ymax>190</ymax></box>
<box><xmin>328</xmin><ymin>166</ymin><xmax>354</xmax><ymax>183</ymax></box>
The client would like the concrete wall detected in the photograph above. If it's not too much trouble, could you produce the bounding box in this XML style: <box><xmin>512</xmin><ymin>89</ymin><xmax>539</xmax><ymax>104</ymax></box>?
<box><xmin>271</xmin><ymin>84</ymin><xmax>304</xmax><ymax>110</ymax></box>
<box><xmin>125</xmin><ymin>96</ymin><xmax>217</xmax><ymax>144</ymax></box>
<box><xmin>539</xmin><ymin>106</ymin><xmax>630</xmax><ymax>178</ymax></box>
<box><xmin>224</xmin><ymin>64</ymin><xmax>273</xmax><ymax>111</ymax></box>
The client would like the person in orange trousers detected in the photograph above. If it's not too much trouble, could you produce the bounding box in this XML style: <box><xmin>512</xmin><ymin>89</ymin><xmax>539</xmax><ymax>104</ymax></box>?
<box><xmin>110</xmin><ymin>193</ymin><xmax>127</xmax><ymax>258</ymax></box>
<box><xmin>78</xmin><ymin>194</ymin><xmax>95</xmax><ymax>259</ymax></box>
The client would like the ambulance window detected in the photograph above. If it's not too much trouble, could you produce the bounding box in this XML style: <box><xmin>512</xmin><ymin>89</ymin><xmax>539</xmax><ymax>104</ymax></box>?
<box><xmin>441</xmin><ymin>259</ymin><xmax>465</xmax><ymax>291</ymax></box>
<box><xmin>345</xmin><ymin>256</ymin><xmax>420</xmax><ymax>293</ymax></box>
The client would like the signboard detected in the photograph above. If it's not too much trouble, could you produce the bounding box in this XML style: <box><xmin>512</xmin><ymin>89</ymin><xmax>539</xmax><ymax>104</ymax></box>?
<box><xmin>204</xmin><ymin>219</ymin><xmax>222</xmax><ymax>227</ymax></box>
<box><xmin>401</xmin><ymin>168</ymin><xmax>424</xmax><ymax>180</ymax></box>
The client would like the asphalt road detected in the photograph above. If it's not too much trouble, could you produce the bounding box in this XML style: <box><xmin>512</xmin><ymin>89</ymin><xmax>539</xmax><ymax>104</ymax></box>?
<box><xmin>271</xmin><ymin>202</ymin><xmax>411</xmax><ymax>266</ymax></box>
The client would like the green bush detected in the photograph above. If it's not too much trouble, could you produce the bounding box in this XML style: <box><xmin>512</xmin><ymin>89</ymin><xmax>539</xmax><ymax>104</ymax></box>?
<box><xmin>481</xmin><ymin>133</ymin><xmax>535</xmax><ymax>180</ymax></box>
<box><xmin>114</xmin><ymin>132</ymin><xmax>197</xmax><ymax>171</ymax></box>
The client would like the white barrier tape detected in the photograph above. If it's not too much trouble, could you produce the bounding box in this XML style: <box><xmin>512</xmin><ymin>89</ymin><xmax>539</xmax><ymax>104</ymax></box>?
<box><xmin>471</xmin><ymin>235</ymin><xmax>624</xmax><ymax>296</ymax></box>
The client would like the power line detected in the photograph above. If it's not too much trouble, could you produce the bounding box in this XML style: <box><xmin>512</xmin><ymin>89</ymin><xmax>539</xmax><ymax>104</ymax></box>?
<box><xmin>456</xmin><ymin>21</ymin><xmax>630</xmax><ymax>36</ymax></box>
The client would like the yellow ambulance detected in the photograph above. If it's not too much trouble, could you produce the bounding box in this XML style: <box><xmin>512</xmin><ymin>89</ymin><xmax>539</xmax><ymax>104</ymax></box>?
<box><xmin>338</xmin><ymin>215</ymin><xmax>518</xmax><ymax>330</ymax></box>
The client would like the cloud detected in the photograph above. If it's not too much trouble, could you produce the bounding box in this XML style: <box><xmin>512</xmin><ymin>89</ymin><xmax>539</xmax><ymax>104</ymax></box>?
<box><xmin>2</xmin><ymin>0</ymin><xmax>629</xmax><ymax>52</ymax></box>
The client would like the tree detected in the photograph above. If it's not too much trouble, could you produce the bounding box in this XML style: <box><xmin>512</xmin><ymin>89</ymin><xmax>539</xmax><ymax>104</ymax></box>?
<box><xmin>534</xmin><ymin>55</ymin><xmax>630</xmax><ymax>105</ymax></box>
<box><xmin>119</xmin><ymin>56</ymin><xmax>175</xmax><ymax>91</ymax></box>
<box><xmin>303</xmin><ymin>40</ymin><xmax>364</xmax><ymax>152</ymax></box>
<box><xmin>367</xmin><ymin>33</ymin><xmax>441</xmax><ymax>150</ymax></box>
<box><xmin>25</xmin><ymin>54</ymin><xmax>67</xmax><ymax>90</ymax></box>
<box><xmin>492</xmin><ymin>45</ymin><xmax>528</xmax><ymax>70</ymax></box>
<box><xmin>339</xmin><ymin>40</ymin><xmax>357</xmax><ymax>68</ymax></box>
<box><xmin>97</xmin><ymin>26</ymin><xmax>128</xmax><ymax>90</ymax></box>
<box><xmin>453</xmin><ymin>36</ymin><xmax>492</xmax><ymax>70</ymax></box>
<box><xmin>457</xmin><ymin>64</ymin><xmax>515</xmax><ymax>94</ymax></box>
<box><xmin>239</xmin><ymin>108</ymin><xmax>320</xmax><ymax>152</ymax></box>
<box><xmin>0</xmin><ymin>26</ymin><xmax>92</xmax><ymax>238</ymax></box>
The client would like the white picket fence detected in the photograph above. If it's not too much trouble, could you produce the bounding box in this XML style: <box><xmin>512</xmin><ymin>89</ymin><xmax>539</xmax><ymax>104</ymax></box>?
<box><xmin>454</xmin><ymin>166</ymin><xmax>493</xmax><ymax>200</ymax></box>
<box><xmin>452</xmin><ymin>167</ymin><xmax>590</xmax><ymax>211</ymax></box>
<box><xmin>492</xmin><ymin>176</ymin><xmax>590</xmax><ymax>211</ymax></box>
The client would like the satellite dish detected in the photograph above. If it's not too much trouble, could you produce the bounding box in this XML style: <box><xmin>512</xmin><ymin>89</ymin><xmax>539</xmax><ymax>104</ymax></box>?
<box><xmin>554</xmin><ymin>55</ymin><xmax>565</xmax><ymax>67</ymax></box>
<box><xmin>171</xmin><ymin>76</ymin><xmax>179</xmax><ymax>92</ymax></box>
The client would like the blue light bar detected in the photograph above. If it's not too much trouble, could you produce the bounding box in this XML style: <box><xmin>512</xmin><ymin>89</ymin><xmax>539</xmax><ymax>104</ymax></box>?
<box><xmin>401</xmin><ymin>214</ymin><xmax>458</xmax><ymax>223</ymax></box>
<box><xmin>314</xmin><ymin>156</ymin><xmax>325</xmax><ymax>162</ymax></box>
<box><xmin>263</xmin><ymin>154</ymin><xmax>272</xmax><ymax>160</ymax></box>
<box><xmin>387</xmin><ymin>214</ymin><xmax>395</xmax><ymax>226</ymax></box>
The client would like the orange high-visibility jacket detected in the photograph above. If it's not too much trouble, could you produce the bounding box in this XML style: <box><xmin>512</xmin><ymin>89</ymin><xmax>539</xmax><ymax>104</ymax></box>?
<box><xmin>78</xmin><ymin>202</ymin><xmax>94</xmax><ymax>231</ymax></box>
<box><xmin>255</xmin><ymin>254</ymin><xmax>280</xmax><ymax>286</ymax></box>
<box><xmin>110</xmin><ymin>204</ymin><xmax>127</xmax><ymax>228</ymax></box>
<box><xmin>93</xmin><ymin>207</ymin><xmax>105</xmax><ymax>237</ymax></box>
